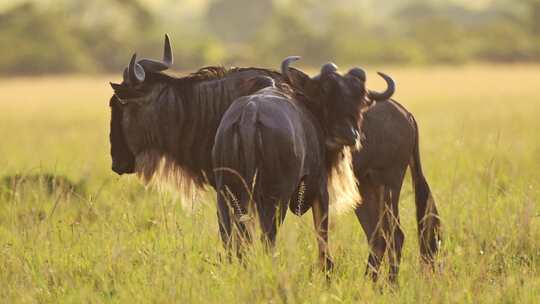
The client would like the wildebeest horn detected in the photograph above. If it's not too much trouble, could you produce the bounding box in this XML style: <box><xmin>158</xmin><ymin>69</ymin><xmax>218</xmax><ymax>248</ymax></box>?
<box><xmin>347</xmin><ymin>67</ymin><xmax>366</xmax><ymax>82</ymax></box>
<box><xmin>138</xmin><ymin>34</ymin><xmax>174</xmax><ymax>72</ymax></box>
<box><xmin>320</xmin><ymin>62</ymin><xmax>338</xmax><ymax>75</ymax></box>
<box><xmin>127</xmin><ymin>53</ymin><xmax>145</xmax><ymax>84</ymax></box>
<box><xmin>281</xmin><ymin>56</ymin><xmax>301</xmax><ymax>82</ymax></box>
<box><xmin>369</xmin><ymin>72</ymin><xmax>395</xmax><ymax>101</ymax></box>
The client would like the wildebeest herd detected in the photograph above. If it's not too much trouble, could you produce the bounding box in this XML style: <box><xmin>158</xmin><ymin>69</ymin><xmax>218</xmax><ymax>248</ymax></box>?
<box><xmin>109</xmin><ymin>35</ymin><xmax>441</xmax><ymax>283</ymax></box>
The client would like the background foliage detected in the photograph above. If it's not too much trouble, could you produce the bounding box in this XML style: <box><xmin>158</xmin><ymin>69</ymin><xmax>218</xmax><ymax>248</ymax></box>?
<box><xmin>2</xmin><ymin>0</ymin><xmax>540</xmax><ymax>74</ymax></box>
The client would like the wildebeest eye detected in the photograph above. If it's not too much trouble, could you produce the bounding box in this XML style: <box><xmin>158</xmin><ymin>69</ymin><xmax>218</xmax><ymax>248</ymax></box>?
<box><xmin>117</xmin><ymin>98</ymin><xmax>129</xmax><ymax>105</ymax></box>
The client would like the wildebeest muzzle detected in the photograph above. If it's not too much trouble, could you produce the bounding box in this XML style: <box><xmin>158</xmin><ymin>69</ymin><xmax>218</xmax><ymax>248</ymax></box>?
<box><xmin>112</xmin><ymin>159</ymin><xmax>135</xmax><ymax>175</ymax></box>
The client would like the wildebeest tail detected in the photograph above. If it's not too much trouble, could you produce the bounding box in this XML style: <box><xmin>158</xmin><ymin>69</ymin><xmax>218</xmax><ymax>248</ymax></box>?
<box><xmin>409</xmin><ymin>115</ymin><xmax>441</xmax><ymax>263</ymax></box>
<box><xmin>238</xmin><ymin>105</ymin><xmax>260</xmax><ymax>198</ymax></box>
<box><xmin>224</xmin><ymin>102</ymin><xmax>262</xmax><ymax>218</ymax></box>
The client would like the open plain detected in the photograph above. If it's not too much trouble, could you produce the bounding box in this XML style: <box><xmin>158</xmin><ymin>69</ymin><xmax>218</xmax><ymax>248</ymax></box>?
<box><xmin>0</xmin><ymin>65</ymin><xmax>539</xmax><ymax>303</ymax></box>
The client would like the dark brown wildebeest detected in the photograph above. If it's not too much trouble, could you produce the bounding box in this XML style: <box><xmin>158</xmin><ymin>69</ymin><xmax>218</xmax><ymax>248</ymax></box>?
<box><xmin>352</xmin><ymin>97</ymin><xmax>442</xmax><ymax>282</ymax></box>
<box><xmin>108</xmin><ymin>36</ymin><xmax>394</xmax><ymax>271</ymax></box>
<box><xmin>283</xmin><ymin>67</ymin><xmax>441</xmax><ymax>281</ymax></box>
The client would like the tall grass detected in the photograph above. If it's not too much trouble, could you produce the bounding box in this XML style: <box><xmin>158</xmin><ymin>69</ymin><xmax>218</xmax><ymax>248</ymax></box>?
<box><xmin>0</xmin><ymin>65</ymin><xmax>539</xmax><ymax>303</ymax></box>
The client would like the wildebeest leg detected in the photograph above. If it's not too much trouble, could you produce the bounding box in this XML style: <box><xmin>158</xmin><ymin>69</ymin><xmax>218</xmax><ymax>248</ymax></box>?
<box><xmin>386</xmin><ymin>180</ymin><xmax>405</xmax><ymax>283</ymax></box>
<box><xmin>355</xmin><ymin>179</ymin><xmax>387</xmax><ymax>282</ymax></box>
<box><xmin>257</xmin><ymin>199</ymin><xmax>288</xmax><ymax>248</ymax></box>
<box><xmin>312</xmin><ymin>191</ymin><xmax>334</xmax><ymax>273</ymax></box>
<box><xmin>216</xmin><ymin>192</ymin><xmax>233</xmax><ymax>252</ymax></box>
<box><xmin>217</xmin><ymin>189</ymin><xmax>254</xmax><ymax>260</ymax></box>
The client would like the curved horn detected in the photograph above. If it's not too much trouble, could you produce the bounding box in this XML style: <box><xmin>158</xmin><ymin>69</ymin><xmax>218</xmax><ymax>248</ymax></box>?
<box><xmin>128</xmin><ymin>53</ymin><xmax>145</xmax><ymax>84</ymax></box>
<box><xmin>369</xmin><ymin>72</ymin><xmax>395</xmax><ymax>101</ymax></box>
<box><xmin>320</xmin><ymin>62</ymin><xmax>338</xmax><ymax>75</ymax></box>
<box><xmin>138</xmin><ymin>34</ymin><xmax>174</xmax><ymax>72</ymax></box>
<box><xmin>347</xmin><ymin>67</ymin><xmax>366</xmax><ymax>82</ymax></box>
<box><xmin>281</xmin><ymin>56</ymin><xmax>300</xmax><ymax>82</ymax></box>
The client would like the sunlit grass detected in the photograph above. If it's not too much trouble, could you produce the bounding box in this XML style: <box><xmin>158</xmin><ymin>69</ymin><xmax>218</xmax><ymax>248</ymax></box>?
<box><xmin>0</xmin><ymin>65</ymin><xmax>539</xmax><ymax>303</ymax></box>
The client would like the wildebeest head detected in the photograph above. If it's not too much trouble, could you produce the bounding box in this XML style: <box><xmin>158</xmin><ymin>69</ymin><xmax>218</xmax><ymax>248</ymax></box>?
<box><xmin>108</xmin><ymin>35</ymin><xmax>174</xmax><ymax>175</ymax></box>
<box><xmin>282</xmin><ymin>57</ymin><xmax>395</xmax><ymax>149</ymax></box>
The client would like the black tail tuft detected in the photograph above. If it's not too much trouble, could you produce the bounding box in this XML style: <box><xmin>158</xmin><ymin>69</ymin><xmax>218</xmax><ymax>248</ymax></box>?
<box><xmin>409</xmin><ymin>115</ymin><xmax>442</xmax><ymax>264</ymax></box>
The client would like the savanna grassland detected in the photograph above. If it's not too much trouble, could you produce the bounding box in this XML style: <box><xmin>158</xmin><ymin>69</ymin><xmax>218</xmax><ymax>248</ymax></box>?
<box><xmin>0</xmin><ymin>65</ymin><xmax>539</xmax><ymax>303</ymax></box>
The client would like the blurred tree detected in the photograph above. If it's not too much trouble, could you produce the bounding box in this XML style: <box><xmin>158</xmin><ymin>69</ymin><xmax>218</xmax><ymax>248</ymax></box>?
<box><xmin>525</xmin><ymin>0</ymin><xmax>540</xmax><ymax>34</ymax></box>
<box><xmin>65</xmin><ymin>0</ymin><xmax>155</xmax><ymax>70</ymax></box>
<box><xmin>207</xmin><ymin>0</ymin><xmax>273</xmax><ymax>42</ymax></box>
<box><xmin>0</xmin><ymin>2</ymin><xmax>91</xmax><ymax>74</ymax></box>
<box><xmin>248</xmin><ymin>2</ymin><xmax>332</xmax><ymax>67</ymax></box>
<box><xmin>2</xmin><ymin>0</ymin><xmax>540</xmax><ymax>74</ymax></box>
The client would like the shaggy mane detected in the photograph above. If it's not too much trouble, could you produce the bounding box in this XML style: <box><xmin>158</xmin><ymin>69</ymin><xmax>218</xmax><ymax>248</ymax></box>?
<box><xmin>327</xmin><ymin>147</ymin><xmax>361</xmax><ymax>215</ymax></box>
<box><xmin>135</xmin><ymin>150</ymin><xmax>205</xmax><ymax>208</ymax></box>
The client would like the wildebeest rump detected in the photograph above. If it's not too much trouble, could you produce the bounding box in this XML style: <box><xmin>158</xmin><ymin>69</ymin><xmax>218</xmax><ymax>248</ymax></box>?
<box><xmin>353</xmin><ymin>99</ymin><xmax>442</xmax><ymax>282</ymax></box>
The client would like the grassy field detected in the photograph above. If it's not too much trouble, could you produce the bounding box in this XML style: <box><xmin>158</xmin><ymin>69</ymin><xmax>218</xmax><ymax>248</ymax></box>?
<box><xmin>0</xmin><ymin>65</ymin><xmax>539</xmax><ymax>303</ymax></box>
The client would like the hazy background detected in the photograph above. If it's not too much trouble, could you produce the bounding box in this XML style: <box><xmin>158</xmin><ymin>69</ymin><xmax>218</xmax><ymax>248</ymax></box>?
<box><xmin>1</xmin><ymin>1</ymin><xmax>539</xmax><ymax>302</ymax></box>
<box><xmin>2</xmin><ymin>0</ymin><xmax>540</xmax><ymax>74</ymax></box>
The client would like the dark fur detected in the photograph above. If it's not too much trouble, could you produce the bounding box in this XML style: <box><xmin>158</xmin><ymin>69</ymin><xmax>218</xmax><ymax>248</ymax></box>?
<box><xmin>353</xmin><ymin>99</ymin><xmax>442</xmax><ymax>282</ymax></box>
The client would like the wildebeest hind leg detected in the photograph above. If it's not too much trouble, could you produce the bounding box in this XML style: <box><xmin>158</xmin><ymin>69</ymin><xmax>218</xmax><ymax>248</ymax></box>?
<box><xmin>355</xmin><ymin>180</ymin><xmax>387</xmax><ymax>282</ymax></box>
<box><xmin>387</xmin><ymin>181</ymin><xmax>405</xmax><ymax>283</ymax></box>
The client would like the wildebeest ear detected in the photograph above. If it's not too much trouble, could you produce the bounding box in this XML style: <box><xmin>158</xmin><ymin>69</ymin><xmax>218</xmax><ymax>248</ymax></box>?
<box><xmin>283</xmin><ymin>66</ymin><xmax>323</xmax><ymax>101</ymax></box>
<box><xmin>286</xmin><ymin>67</ymin><xmax>311</xmax><ymax>89</ymax></box>
<box><xmin>109</xmin><ymin>82</ymin><xmax>136</xmax><ymax>102</ymax></box>
<box><xmin>110</xmin><ymin>82</ymin><xmax>123</xmax><ymax>92</ymax></box>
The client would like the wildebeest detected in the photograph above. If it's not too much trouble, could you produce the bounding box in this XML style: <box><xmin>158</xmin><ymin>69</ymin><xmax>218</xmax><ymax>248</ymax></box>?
<box><xmin>281</xmin><ymin>67</ymin><xmax>441</xmax><ymax>281</ymax></box>
<box><xmin>352</xmin><ymin>98</ymin><xmax>442</xmax><ymax>282</ymax></box>
<box><xmin>108</xmin><ymin>36</ymin><xmax>393</xmax><ymax>271</ymax></box>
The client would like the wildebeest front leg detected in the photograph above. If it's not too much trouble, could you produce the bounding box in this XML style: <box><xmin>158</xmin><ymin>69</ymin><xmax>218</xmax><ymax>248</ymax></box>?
<box><xmin>216</xmin><ymin>192</ymin><xmax>233</xmax><ymax>253</ymax></box>
<box><xmin>312</xmin><ymin>192</ymin><xmax>334</xmax><ymax>274</ymax></box>
<box><xmin>217</xmin><ymin>192</ymin><xmax>232</xmax><ymax>259</ymax></box>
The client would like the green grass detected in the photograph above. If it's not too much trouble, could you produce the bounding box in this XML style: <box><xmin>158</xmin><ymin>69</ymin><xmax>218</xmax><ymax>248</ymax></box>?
<box><xmin>0</xmin><ymin>65</ymin><xmax>539</xmax><ymax>303</ymax></box>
